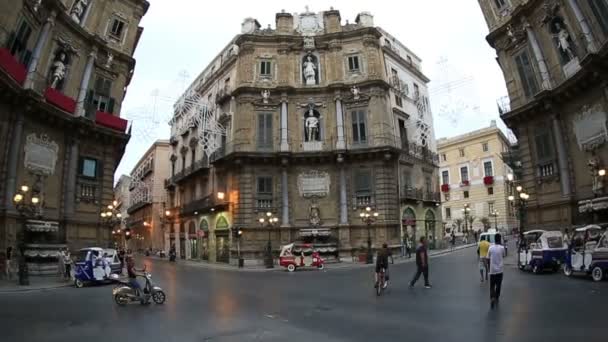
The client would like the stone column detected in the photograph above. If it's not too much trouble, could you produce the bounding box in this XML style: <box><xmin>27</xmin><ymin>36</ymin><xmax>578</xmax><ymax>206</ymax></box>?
<box><xmin>335</xmin><ymin>94</ymin><xmax>346</xmax><ymax>150</ymax></box>
<box><xmin>64</xmin><ymin>139</ymin><xmax>79</xmax><ymax>215</ymax></box>
<box><xmin>567</xmin><ymin>0</ymin><xmax>598</xmax><ymax>53</ymax></box>
<box><xmin>280</xmin><ymin>96</ymin><xmax>289</xmax><ymax>152</ymax></box>
<box><xmin>75</xmin><ymin>50</ymin><xmax>97</xmax><ymax>117</ymax></box>
<box><xmin>24</xmin><ymin>11</ymin><xmax>56</xmax><ymax>89</ymax></box>
<box><xmin>552</xmin><ymin>116</ymin><xmax>571</xmax><ymax>196</ymax></box>
<box><xmin>5</xmin><ymin>116</ymin><xmax>24</xmax><ymax>211</ymax></box>
<box><xmin>338</xmin><ymin>156</ymin><xmax>348</xmax><ymax>225</ymax></box>
<box><xmin>281</xmin><ymin>165</ymin><xmax>289</xmax><ymax>226</ymax></box>
<box><xmin>174</xmin><ymin>223</ymin><xmax>181</xmax><ymax>258</ymax></box>
<box><xmin>524</xmin><ymin>22</ymin><xmax>552</xmax><ymax>90</ymax></box>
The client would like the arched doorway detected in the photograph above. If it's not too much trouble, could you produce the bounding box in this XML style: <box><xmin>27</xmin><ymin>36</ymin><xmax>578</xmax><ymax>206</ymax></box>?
<box><xmin>199</xmin><ymin>219</ymin><xmax>209</xmax><ymax>261</ymax></box>
<box><xmin>215</xmin><ymin>216</ymin><xmax>230</xmax><ymax>263</ymax></box>
<box><xmin>402</xmin><ymin>207</ymin><xmax>417</xmax><ymax>242</ymax></box>
<box><xmin>188</xmin><ymin>221</ymin><xmax>197</xmax><ymax>259</ymax></box>
<box><xmin>425</xmin><ymin>210</ymin><xmax>436</xmax><ymax>249</ymax></box>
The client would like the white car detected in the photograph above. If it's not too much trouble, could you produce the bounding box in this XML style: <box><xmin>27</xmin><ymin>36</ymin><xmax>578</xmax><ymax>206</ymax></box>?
<box><xmin>478</xmin><ymin>229</ymin><xmax>508</xmax><ymax>255</ymax></box>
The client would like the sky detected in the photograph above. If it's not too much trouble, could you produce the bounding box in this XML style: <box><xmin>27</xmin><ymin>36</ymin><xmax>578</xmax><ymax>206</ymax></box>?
<box><xmin>116</xmin><ymin>0</ymin><xmax>508</xmax><ymax>181</ymax></box>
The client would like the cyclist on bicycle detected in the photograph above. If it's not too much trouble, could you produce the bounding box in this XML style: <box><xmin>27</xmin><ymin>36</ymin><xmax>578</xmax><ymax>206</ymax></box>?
<box><xmin>375</xmin><ymin>243</ymin><xmax>390</xmax><ymax>288</ymax></box>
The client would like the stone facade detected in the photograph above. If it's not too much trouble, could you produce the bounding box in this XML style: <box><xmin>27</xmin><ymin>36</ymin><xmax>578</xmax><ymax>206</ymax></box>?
<box><xmin>125</xmin><ymin>140</ymin><xmax>170</xmax><ymax>252</ymax></box>
<box><xmin>0</xmin><ymin>0</ymin><xmax>149</xmax><ymax>259</ymax></box>
<box><xmin>478</xmin><ymin>0</ymin><xmax>608</xmax><ymax>229</ymax></box>
<box><xmin>437</xmin><ymin>121</ymin><xmax>517</xmax><ymax>234</ymax></box>
<box><xmin>165</xmin><ymin>8</ymin><xmax>441</xmax><ymax>264</ymax></box>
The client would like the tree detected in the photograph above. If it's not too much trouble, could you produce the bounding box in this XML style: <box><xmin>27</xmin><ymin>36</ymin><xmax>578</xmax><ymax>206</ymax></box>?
<box><xmin>480</xmin><ymin>217</ymin><xmax>491</xmax><ymax>231</ymax></box>
<box><xmin>466</xmin><ymin>216</ymin><xmax>476</xmax><ymax>234</ymax></box>
<box><xmin>454</xmin><ymin>218</ymin><xmax>464</xmax><ymax>233</ymax></box>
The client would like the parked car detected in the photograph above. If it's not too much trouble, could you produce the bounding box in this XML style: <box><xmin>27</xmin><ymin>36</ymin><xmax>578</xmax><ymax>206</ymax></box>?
<box><xmin>518</xmin><ymin>230</ymin><xmax>567</xmax><ymax>273</ymax></box>
<box><xmin>478</xmin><ymin>229</ymin><xmax>508</xmax><ymax>255</ymax></box>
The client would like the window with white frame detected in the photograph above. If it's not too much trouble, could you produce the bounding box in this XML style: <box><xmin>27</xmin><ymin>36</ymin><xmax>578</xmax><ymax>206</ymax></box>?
<box><xmin>260</xmin><ymin>60</ymin><xmax>272</xmax><ymax>77</ymax></box>
<box><xmin>460</xmin><ymin>166</ymin><xmax>469</xmax><ymax>182</ymax></box>
<box><xmin>482</xmin><ymin>142</ymin><xmax>489</xmax><ymax>152</ymax></box>
<box><xmin>347</xmin><ymin>55</ymin><xmax>360</xmax><ymax>72</ymax></box>
<box><xmin>445</xmin><ymin>207</ymin><xmax>451</xmax><ymax>219</ymax></box>
<box><xmin>494</xmin><ymin>0</ymin><xmax>507</xmax><ymax>9</ymax></box>
<box><xmin>441</xmin><ymin>170</ymin><xmax>449</xmax><ymax>185</ymax></box>
<box><xmin>459</xmin><ymin>148</ymin><xmax>465</xmax><ymax>157</ymax></box>
<box><xmin>488</xmin><ymin>202</ymin><xmax>495</xmax><ymax>215</ymax></box>
<box><xmin>483</xmin><ymin>161</ymin><xmax>493</xmax><ymax>177</ymax></box>
<box><xmin>108</xmin><ymin>17</ymin><xmax>127</xmax><ymax>42</ymax></box>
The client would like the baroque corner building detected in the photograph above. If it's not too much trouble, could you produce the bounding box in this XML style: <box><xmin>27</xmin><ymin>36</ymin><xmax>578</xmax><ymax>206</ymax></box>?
<box><xmin>166</xmin><ymin>8</ymin><xmax>442</xmax><ymax>264</ymax></box>
<box><xmin>478</xmin><ymin>0</ymin><xmax>608</xmax><ymax>228</ymax></box>
<box><xmin>0</xmin><ymin>0</ymin><xmax>148</xmax><ymax>273</ymax></box>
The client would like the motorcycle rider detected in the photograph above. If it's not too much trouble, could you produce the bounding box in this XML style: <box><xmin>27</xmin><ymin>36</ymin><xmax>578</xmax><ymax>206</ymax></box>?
<box><xmin>125</xmin><ymin>254</ymin><xmax>148</xmax><ymax>304</ymax></box>
<box><xmin>375</xmin><ymin>243</ymin><xmax>390</xmax><ymax>289</ymax></box>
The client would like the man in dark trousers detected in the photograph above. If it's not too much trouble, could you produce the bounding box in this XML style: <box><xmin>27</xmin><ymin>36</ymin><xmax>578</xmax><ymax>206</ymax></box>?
<box><xmin>409</xmin><ymin>236</ymin><xmax>431</xmax><ymax>288</ymax></box>
<box><xmin>488</xmin><ymin>234</ymin><xmax>506</xmax><ymax>309</ymax></box>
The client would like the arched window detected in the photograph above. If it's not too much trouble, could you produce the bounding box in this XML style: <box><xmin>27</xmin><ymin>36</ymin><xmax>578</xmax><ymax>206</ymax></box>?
<box><xmin>216</xmin><ymin>216</ymin><xmax>229</xmax><ymax>229</ymax></box>
<box><xmin>402</xmin><ymin>208</ymin><xmax>416</xmax><ymax>226</ymax></box>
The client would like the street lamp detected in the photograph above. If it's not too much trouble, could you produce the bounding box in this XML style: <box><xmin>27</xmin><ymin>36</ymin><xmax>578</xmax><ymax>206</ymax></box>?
<box><xmin>12</xmin><ymin>177</ymin><xmax>44</xmax><ymax>285</ymax></box>
<box><xmin>461</xmin><ymin>204</ymin><xmax>471</xmax><ymax>235</ymax></box>
<box><xmin>359</xmin><ymin>206</ymin><xmax>379</xmax><ymax>264</ymax></box>
<box><xmin>491</xmin><ymin>210</ymin><xmax>499</xmax><ymax>231</ymax></box>
<box><xmin>101</xmin><ymin>201</ymin><xmax>123</xmax><ymax>248</ymax></box>
<box><xmin>259</xmin><ymin>212</ymin><xmax>279</xmax><ymax>268</ymax></box>
<box><xmin>509</xmin><ymin>189</ymin><xmax>529</xmax><ymax>249</ymax></box>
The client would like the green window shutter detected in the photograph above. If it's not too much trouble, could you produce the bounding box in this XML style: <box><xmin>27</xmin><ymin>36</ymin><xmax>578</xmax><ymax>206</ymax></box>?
<box><xmin>257</xmin><ymin>114</ymin><xmax>265</xmax><ymax>147</ymax></box>
<box><xmin>107</xmin><ymin>98</ymin><xmax>115</xmax><ymax>114</ymax></box>
<box><xmin>358</xmin><ymin>111</ymin><xmax>367</xmax><ymax>142</ymax></box>
<box><xmin>265</xmin><ymin>113</ymin><xmax>272</xmax><ymax>146</ymax></box>
<box><xmin>351</xmin><ymin>111</ymin><xmax>359</xmax><ymax>142</ymax></box>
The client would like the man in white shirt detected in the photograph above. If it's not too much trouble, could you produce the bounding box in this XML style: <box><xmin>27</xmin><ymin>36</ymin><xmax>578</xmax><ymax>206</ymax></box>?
<box><xmin>488</xmin><ymin>234</ymin><xmax>506</xmax><ymax>309</ymax></box>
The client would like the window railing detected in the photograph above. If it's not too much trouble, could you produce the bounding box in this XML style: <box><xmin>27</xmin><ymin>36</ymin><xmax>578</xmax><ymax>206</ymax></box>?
<box><xmin>538</xmin><ymin>161</ymin><xmax>556</xmax><ymax>178</ymax></box>
<box><xmin>353</xmin><ymin>193</ymin><xmax>375</xmax><ymax>208</ymax></box>
<box><xmin>255</xmin><ymin>197</ymin><xmax>274</xmax><ymax>211</ymax></box>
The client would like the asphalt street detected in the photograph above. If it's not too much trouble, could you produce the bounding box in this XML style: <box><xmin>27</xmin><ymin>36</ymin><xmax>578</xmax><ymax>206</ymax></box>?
<box><xmin>0</xmin><ymin>242</ymin><xmax>605</xmax><ymax>342</ymax></box>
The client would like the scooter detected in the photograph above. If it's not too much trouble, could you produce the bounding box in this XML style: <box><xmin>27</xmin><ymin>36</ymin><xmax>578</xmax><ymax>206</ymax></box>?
<box><xmin>169</xmin><ymin>249</ymin><xmax>176</xmax><ymax>262</ymax></box>
<box><xmin>111</xmin><ymin>271</ymin><xmax>166</xmax><ymax>306</ymax></box>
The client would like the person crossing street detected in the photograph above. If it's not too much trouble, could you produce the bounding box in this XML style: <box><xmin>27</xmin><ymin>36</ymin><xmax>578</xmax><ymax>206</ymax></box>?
<box><xmin>488</xmin><ymin>234</ymin><xmax>506</xmax><ymax>309</ymax></box>
<box><xmin>409</xmin><ymin>236</ymin><xmax>431</xmax><ymax>289</ymax></box>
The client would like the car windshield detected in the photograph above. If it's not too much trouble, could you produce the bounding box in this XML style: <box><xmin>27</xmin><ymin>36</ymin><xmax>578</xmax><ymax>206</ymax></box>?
<box><xmin>481</xmin><ymin>234</ymin><xmax>495</xmax><ymax>243</ymax></box>
<box><xmin>546</xmin><ymin>236</ymin><xmax>563</xmax><ymax>248</ymax></box>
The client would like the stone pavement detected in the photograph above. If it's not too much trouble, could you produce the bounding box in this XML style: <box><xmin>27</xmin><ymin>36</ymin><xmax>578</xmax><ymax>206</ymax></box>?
<box><xmin>0</xmin><ymin>275</ymin><xmax>70</xmax><ymax>293</ymax></box>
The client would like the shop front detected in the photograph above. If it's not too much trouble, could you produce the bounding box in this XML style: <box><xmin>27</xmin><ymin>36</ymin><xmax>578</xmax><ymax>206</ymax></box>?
<box><xmin>199</xmin><ymin>219</ymin><xmax>209</xmax><ymax>261</ymax></box>
<box><xmin>215</xmin><ymin>216</ymin><xmax>230</xmax><ymax>263</ymax></box>
<box><xmin>188</xmin><ymin>221</ymin><xmax>198</xmax><ymax>259</ymax></box>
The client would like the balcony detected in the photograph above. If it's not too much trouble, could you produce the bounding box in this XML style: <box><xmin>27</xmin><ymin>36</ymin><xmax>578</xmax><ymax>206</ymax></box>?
<box><xmin>255</xmin><ymin>196</ymin><xmax>274</xmax><ymax>212</ymax></box>
<box><xmin>44</xmin><ymin>87</ymin><xmax>76</xmax><ymax>114</ymax></box>
<box><xmin>0</xmin><ymin>48</ymin><xmax>27</xmax><ymax>86</ymax></box>
<box><xmin>352</xmin><ymin>193</ymin><xmax>375</xmax><ymax>209</ymax></box>
<box><xmin>170</xmin><ymin>157</ymin><xmax>210</xmax><ymax>185</ymax></box>
<box><xmin>399</xmin><ymin>141</ymin><xmax>440</xmax><ymax>166</ymax></box>
<box><xmin>180</xmin><ymin>194</ymin><xmax>228</xmax><ymax>216</ymax></box>
<box><xmin>95</xmin><ymin>111</ymin><xmax>128</xmax><ymax>133</ymax></box>
<box><xmin>423</xmin><ymin>191</ymin><xmax>441</xmax><ymax>204</ymax></box>
<box><xmin>127</xmin><ymin>199</ymin><xmax>152</xmax><ymax>214</ymax></box>
<box><xmin>401</xmin><ymin>187</ymin><xmax>423</xmax><ymax>202</ymax></box>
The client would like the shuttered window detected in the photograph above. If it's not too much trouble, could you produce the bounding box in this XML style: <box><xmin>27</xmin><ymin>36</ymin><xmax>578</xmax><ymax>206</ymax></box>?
<box><xmin>534</xmin><ymin>123</ymin><xmax>554</xmax><ymax>161</ymax></box>
<box><xmin>351</xmin><ymin>110</ymin><xmax>367</xmax><ymax>144</ymax></box>
<box><xmin>348</xmin><ymin>56</ymin><xmax>360</xmax><ymax>71</ymax></box>
<box><xmin>257</xmin><ymin>177</ymin><xmax>272</xmax><ymax>195</ymax></box>
<box><xmin>260</xmin><ymin>61</ymin><xmax>272</xmax><ymax>76</ymax></box>
<box><xmin>9</xmin><ymin>18</ymin><xmax>32</xmax><ymax>66</ymax></box>
<box><xmin>484</xmin><ymin>161</ymin><xmax>493</xmax><ymax>177</ymax></box>
<box><xmin>590</xmin><ymin>0</ymin><xmax>608</xmax><ymax>35</ymax></box>
<box><xmin>355</xmin><ymin>169</ymin><xmax>372</xmax><ymax>194</ymax></box>
<box><xmin>257</xmin><ymin>113</ymin><xmax>273</xmax><ymax>149</ymax></box>
<box><xmin>514</xmin><ymin>50</ymin><xmax>539</xmax><ymax>98</ymax></box>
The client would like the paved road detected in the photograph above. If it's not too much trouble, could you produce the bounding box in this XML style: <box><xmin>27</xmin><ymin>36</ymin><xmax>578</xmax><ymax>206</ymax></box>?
<box><xmin>0</xmin><ymin>242</ymin><xmax>605</xmax><ymax>342</ymax></box>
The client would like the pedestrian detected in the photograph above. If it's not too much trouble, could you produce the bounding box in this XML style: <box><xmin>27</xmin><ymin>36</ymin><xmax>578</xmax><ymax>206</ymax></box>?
<box><xmin>62</xmin><ymin>249</ymin><xmax>72</xmax><ymax>280</ymax></box>
<box><xmin>478</xmin><ymin>236</ymin><xmax>490</xmax><ymax>282</ymax></box>
<box><xmin>5</xmin><ymin>246</ymin><xmax>12</xmax><ymax>280</ymax></box>
<box><xmin>450</xmin><ymin>232</ymin><xmax>456</xmax><ymax>251</ymax></box>
<box><xmin>488</xmin><ymin>234</ymin><xmax>506</xmax><ymax>309</ymax></box>
<box><xmin>409</xmin><ymin>236</ymin><xmax>431</xmax><ymax>288</ymax></box>
<box><xmin>406</xmin><ymin>237</ymin><xmax>413</xmax><ymax>258</ymax></box>
<box><xmin>118</xmin><ymin>249</ymin><xmax>125</xmax><ymax>274</ymax></box>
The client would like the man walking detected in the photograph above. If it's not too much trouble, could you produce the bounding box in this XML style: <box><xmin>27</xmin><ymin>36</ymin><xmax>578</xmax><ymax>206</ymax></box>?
<box><xmin>5</xmin><ymin>246</ymin><xmax>13</xmax><ymax>280</ymax></box>
<box><xmin>409</xmin><ymin>236</ymin><xmax>431</xmax><ymax>288</ymax></box>
<box><xmin>488</xmin><ymin>234</ymin><xmax>506</xmax><ymax>309</ymax></box>
<box><xmin>478</xmin><ymin>237</ymin><xmax>490</xmax><ymax>282</ymax></box>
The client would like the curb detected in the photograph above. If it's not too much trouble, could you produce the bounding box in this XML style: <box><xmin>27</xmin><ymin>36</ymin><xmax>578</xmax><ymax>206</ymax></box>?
<box><xmin>0</xmin><ymin>282</ymin><xmax>71</xmax><ymax>294</ymax></box>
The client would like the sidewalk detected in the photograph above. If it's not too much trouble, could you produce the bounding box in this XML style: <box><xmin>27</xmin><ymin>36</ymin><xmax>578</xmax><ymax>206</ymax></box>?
<box><xmin>0</xmin><ymin>276</ymin><xmax>71</xmax><ymax>293</ymax></box>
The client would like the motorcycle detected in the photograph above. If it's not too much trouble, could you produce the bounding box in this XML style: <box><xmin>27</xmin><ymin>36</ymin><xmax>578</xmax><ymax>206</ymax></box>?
<box><xmin>111</xmin><ymin>271</ymin><xmax>166</xmax><ymax>306</ymax></box>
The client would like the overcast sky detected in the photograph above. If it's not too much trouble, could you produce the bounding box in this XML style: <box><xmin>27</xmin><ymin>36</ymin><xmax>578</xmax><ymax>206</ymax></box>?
<box><xmin>116</xmin><ymin>0</ymin><xmax>508</xmax><ymax>181</ymax></box>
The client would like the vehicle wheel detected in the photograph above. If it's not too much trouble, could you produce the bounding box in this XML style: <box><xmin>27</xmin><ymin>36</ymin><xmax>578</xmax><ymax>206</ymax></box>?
<box><xmin>518</xmin><ymin>263</ymin><xmax>525</xmax><ymax>271</ymax></box>
<box><xmin>114</xmin><ymin>293</ymin><xmax>128</xmax><ymax>306</ymax></box>
<box><xmin>532</xmin><ymin>264</ymin><xmax>541</xmax><ymax>274</ymax></box>
<box><xmin>317</xmin><ymin>264</ymin><xmax>324</xmax><ymax>270</ymax></box>
<box><xmin>563</xmin><ymin>264</ymin><xmax>573</xmax><ymax>277</ymax></box>
<box><xmin>152</xmin><ymin>290</ymin><xmax>166</xmax><ymax>304</ymax></box>
<box><xmin>591</xmin><ymin>266</ymin><xmax>604</xmax><ymax>282</ymax></box>
<box><xmin>287</xmin><ymin>264</ymin><xmax>296</xmax><ymax>272</ymax></box>
<box><xmin>552</xmin><ymin>265</ymin><xmax>560</xmax><ymax>273</ymax></box>
<box><xmin>74</xmin><ymin>279</ymin><xmax>84</xmax><ymax>288</ymax></box>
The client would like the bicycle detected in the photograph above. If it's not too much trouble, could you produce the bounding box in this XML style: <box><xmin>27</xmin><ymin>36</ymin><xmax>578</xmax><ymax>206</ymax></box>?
<box><xmin>375</xmin><ymin>268</ymin><xmax>388</xmax><ymax>296</ymax></box>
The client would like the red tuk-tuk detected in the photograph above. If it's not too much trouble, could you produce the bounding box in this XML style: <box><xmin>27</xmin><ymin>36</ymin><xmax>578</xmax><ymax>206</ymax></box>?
<box><xmin>279</xmin><ymin>243</ymin><xmax>325</xmax><ymax>272</ymax></box>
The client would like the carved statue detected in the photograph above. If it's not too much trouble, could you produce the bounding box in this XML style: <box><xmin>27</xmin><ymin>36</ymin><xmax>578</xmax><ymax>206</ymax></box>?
<box><xmin>305</xmin><ymin>106</ymin><xmax>319</xmax><ymax>142</ymax></box>
<box><xmin>261</xmin><ymin>89</ymin><xmax>270</xmax><ymax>104</ymax></box>
<box><xmin>50</xmin><ymin>52</ymin><xmax>67</xmax><ymax>89</ymax></box>
<box><xmin>351</xmin><ymin>86</ymin><xmax>360</xmax><ymax>100</ymax></box>
<box><xmin>105</xmin><ymin>52</ymin><xmax>114</xmax><ymax>68</ymax></box>
<box><xmin>303</xmin><ymin>35</ymin><xmax>315</xmax><ymax>50</ymax></box>
<box><xmin>32</xmin><ymin>0</ymin><xmax>42</xmax><ymax>12</ymax></box>
<box><xmin>303</xmin><ymin>55</ymin><xmax>317</xmax><ymax>85</ymax></box>
<box><xmin>309</xmin><ymin>199</ymin><xmax>321</xmax><ymax>227</ymax></box>
<box><xmin>70</xmin><ymin>0</ymin><xmax>89</xmax><ymax>23</ymax></box>
<box><xmin>588</xmin><ymin>156</ymin><xmax>604</xmax><ymax>195</ymax></box>
<box><xmin>555</xmin><ymin>22</ymin><xmax>575</xmax><ymax>61</ymax></box>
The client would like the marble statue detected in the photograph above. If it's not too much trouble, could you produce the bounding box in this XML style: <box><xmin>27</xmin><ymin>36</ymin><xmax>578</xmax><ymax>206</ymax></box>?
<box><xmin>105</xmin><ymin>52</ymin><xmax>114</xmax><ymax>68</ymax></box>
<box><xmin>305</xmin><ymin>106</ymin><xmax>319</xmax><ymax>142</ymax></box>
<box><xmin>303</xmin><ymin>55</ymin><xmax>317</xmax><ymax>85</ymax></box>
<box><xmin>351</xmin><ymin>86</ymin><xmax>360</xmax><ymax>100</ymax></box>
<box><xmin>309</xmin><ymin>199</ymin><xmax>321</xmax><ymax>227</ymax></box>
<box><xmin>261</xmin><ymin>89</ymin><xmax>270</xmax><ymax>104</ymax></box>
<box><xmin>555</xmin><ymin>22</ymin><xmax>575</xmax><ymax>61</ymax></box>
<box><xmin>70</xmin><ymin>0</ymin><xmax>89</xmax><ymax>24</ymax></box>
<box><xmin>588</xmin><ymin>156</ymin><xmax>604</xmax><ymax>195</ymax></box>
<box><xmin>50</xmin><ymin>52</ymin><xmax>67</xmax><ymax>89</ymax></box>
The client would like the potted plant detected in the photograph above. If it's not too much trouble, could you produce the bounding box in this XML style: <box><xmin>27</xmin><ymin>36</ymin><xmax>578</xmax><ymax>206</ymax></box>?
<box><xmin>483</xmin><ymin>176</ymin><xmax>494</xmax><ymax>185</ymax></box>
<box><xmin>441</xmin><ymin>184</ymin><xmax>450</xmax><ymax>192</ymax></box>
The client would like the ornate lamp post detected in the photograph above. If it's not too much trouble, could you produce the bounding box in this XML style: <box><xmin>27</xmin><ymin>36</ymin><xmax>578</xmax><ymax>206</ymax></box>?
<box><xmin>461</xmin><ymin>204</ymin><xmax>471</xmax><ymax>235</ymax></box>
<box><xmin>100</xmin><ymin>200</ymin><xmax>123</xmax><ymax>248</ymax></box>
<box><xmin>258</xmin><ymin>212</ymin><xmax>279</xmax><ymax>268</ymax></box>
<box><xmin>12</xmin><ymin>180</ymin><xmax>44</xmax><ymax>286</ymax></box>
<box><xmin>491</xmin><ymin>210</ymin><xmax>499</xmax><ymax>231</ymax></box>
<box><xmin>359</xmin><ymin>206</ymin><xmax>379</xmax><ymax>264</ymax></box>
<box><xmin>507</xmin><ymin>179</ymin><xmax>529</xmax><ymax>249</ymax></box>
<box><xmin>160</xmin><ymin>207</ymin><xmax>172</xmax><ymax>254</ymax></box>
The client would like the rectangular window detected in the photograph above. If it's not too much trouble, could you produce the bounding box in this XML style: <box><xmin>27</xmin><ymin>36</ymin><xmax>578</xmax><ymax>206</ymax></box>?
<box><xmin>414</xmin><ymin>83</ymin><xmax>420</xmax><ymax>98</ymax></box>
<box><xmin>109</xmin><ymin>19</ymin><xmax>126</xmax><ymax>39</ymax></box>
<box><xmin>494</xmin><ymin>0</ymin><xmax>507</xmax><ymax>9</ymax></box>
<box><xmin>398</xmin><ymin>118</ymin><xmax>408</xmax><ymax>149</ymax></box>
<box><xmin>90</xmin><ymin>76</ymin><xmax>115</xmax><ymax>114</ymax></box>
<box><xmin>394</xmin><ymin>93</ymin><xmax>403</xmax><ymax>107</ymax></box>
<box><xmin>441</xmin><ymin>153</ymin><xmax>447</xmax><ymax>162</ymax></box>
<box><xmin>403</xmin><ymin>170</ymin><xmax>412</xmax><ymax>189</ymax></box>
<box><xmin>460</xmin><ymin>166</ymin><xmax>469</xmax><ymax>182</ymax></box>
<box><xmin>482</xmin><ymin>142</ymin><xmax>489</xmax><ymax>152</ymax></box>
<box><xmin>191</xmin><ymin>149</ymin><xmax>196</xmax><ymax>167</ymax></box>
<box><xmin>590</xmin><ymin>0</ymin><xmax>608</xmax><ymax>35</ymax></box>
<box><xmin>441</xmin><ymin>170</ymin><xmax>449</xmax><ymax>185</ymax></box>
<box><xmin>257</xmin><ymin>113</ymin><xmax>273</xmax><ymax>149</ymax></box>
<box><xmin>534</xmin><ymin>123</ymin><xmax>554</xmax><ymax>161</ymax></box>
<box><xmin>488</xmin><ymin>187</ymin><xmax>494</xmax><ymax>195</ymax></box>
<box><xmin>459</xmin><ymin>148</ymin><xmax>465</xmax><ymax>157</ymax></box>
<box><xmin>391</xmin><ymin>68</ymin><xmax>398</xmax><ymax>84</ymax></box>
<box><xmin>488</xmin><ymin>202</ymin><xmax>495</xmax><ymax>214</ymax></box>
<box><xmin>182</xmin><ymin>155</ymin><xmax>186</xmax><ymax>170</ymax></box>
<box><xmin>355</xmin><ymin>169</ymin><xmax>372</xmax><ymax>206</ymax></box>
<box><xmin>260</xmin><ymin>61</ymin><xmax>272</xmax><ymax>76</ymax></box>
<box><xmin>171</xmin><ymin>161</ymin><xmax>175</xmax><ymax>177</ymax></box>
<box><xmin>514</xmin><ymin>50</ymin><xmax>540</xmax><ymax>98</ymax></box>
<box><xmin>351</xmin><ymin>110</ymin><xmax>367</xmax><ymax>144</ymax></box>
<box><xmin>8</xmin><ymin>18</ymin><xmax>32</xmax><ymax>66</ymax></box>
<box><xmin>484</xmin><ymin>161</ymin><xmax>493</xmax><ymax>177</ymax></box>
<box><xmin>257</xmin><ymin>177</ymin><xmax>272</xmax><ymax>195</ymax></box>
<box><xmin>425</xmin><ymin>175</ymin><xmax>432</xmax><ymax>194</ymax></box>
<box><xmin>445</xmin><ymin>207</ymin><xmax>451</xmax><ymax>220</ymax></box>
<box><xmin>348</xmin><ymin>56</ymin><xmax>360</xmax><ymax>71</ymax></box>
<box><xmin>80</xmin><ymin>158</ymin><xmax>97</xmax><ymax>178</ymax></box>
<box><xmin>463</xmin><ymin>190</ymin><xmax>469</xmax><ymax>199</ymax></box>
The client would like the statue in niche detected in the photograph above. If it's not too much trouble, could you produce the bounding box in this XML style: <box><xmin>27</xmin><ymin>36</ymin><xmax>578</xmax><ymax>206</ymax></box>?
<box><xmin>304</xmin><ymin>104</ymin><xmax>320</xmax><ymax>142</ymax></box>
<box><xmin>302</xmin><ymin>54</ymin><xmax>318</xmax><ymax>85</ymax></box>
<box><xmin>50</xmin><ymin>51</ymin><xmax>68</xmax><ymax>89</ymax></box>
<box><xmin>550</xmin><ymin>19</ymin><xmax>576</xmax><ymax>62</ymax></box>
<box><xmin>351</xmin><ymin>86</ymin><xmax>360</xmax><ymax>100</ymax></box>
<box><xmin>261</xmin><ymin>89</ymin><xmax>270</xmax><ymax>104</ymax></box>
<box><xmin>309</xmin><ymin>198</ymin><xmax>321</xmax><ymax>228</ymax></box>
<box><xmin>588</xmin><ymin>156</ymin><xmax>604</xmax><ymax>195</ymax></box>
<box><xmin>70</xmin><ymin>0</ymin><xmax>89</xmax><ymax>24</ymax></box>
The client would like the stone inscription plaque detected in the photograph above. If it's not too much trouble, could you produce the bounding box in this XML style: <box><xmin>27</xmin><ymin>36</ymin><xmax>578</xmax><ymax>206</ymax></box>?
<box><xmin>24</xmin><ymin>133</ymin><xmax>59</xmax><ymax>175</ymax></box>
<box><xmin>298</xmin><ymin>170</ymin><xmax>330</xmax><ymax>198</ymax></box>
